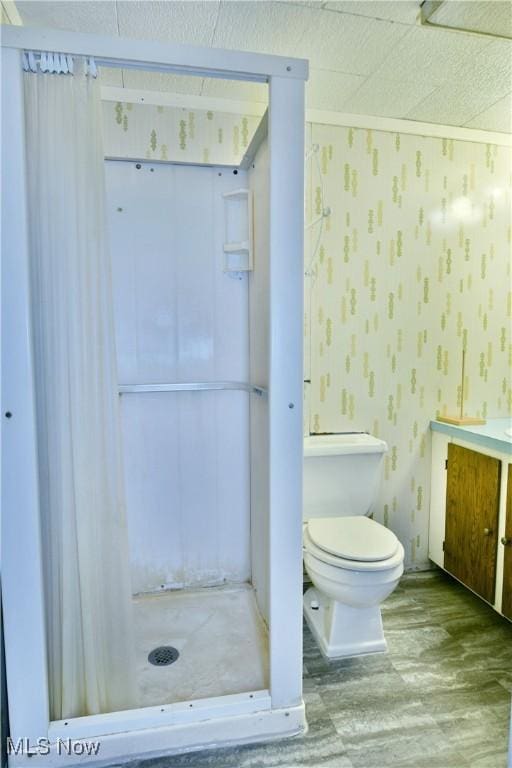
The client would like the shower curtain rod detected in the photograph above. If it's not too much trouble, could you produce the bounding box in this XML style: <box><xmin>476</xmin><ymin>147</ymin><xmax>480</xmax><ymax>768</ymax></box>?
<box><xmin>93</xmin><ymin>58</ymin><xmax>268</xmax><ymax>83</ymax></box>
<box><xmin>20</xmin><ymin>50</ymin><xmax>267</xmax><ymax>82</ymax></box>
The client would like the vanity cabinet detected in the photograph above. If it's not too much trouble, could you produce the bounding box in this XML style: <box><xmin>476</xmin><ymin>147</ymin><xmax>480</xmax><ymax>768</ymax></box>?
<box><xmin>444</xmin><ymin>444</ymin><xmax>500</xmax><ymax>604</ymax></box>
<box><xmin>429</xmin><ymin>420</ymin><xmax>511</xmax><ymax>621</ymax></box>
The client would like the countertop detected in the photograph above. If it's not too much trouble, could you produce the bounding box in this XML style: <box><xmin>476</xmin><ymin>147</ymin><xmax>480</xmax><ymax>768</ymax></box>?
<box><xmin>431</xmin><ymin>417</ymin><xmax>512</xmax><ymax>456</ymax></box>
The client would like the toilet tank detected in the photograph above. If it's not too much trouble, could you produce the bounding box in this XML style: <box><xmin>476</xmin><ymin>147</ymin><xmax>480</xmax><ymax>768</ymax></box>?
<box><xmin>303</xmin><ymin>433</ymin><xmax>388</xmax><ymax>520</ymax></box>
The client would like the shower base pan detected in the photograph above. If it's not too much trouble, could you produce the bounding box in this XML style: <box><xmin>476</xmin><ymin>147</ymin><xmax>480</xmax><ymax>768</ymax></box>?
<box><xmin>22</xmin><ymin>585</ymin><xmax>305</xmax><ymax>767</ymax></box>
<box><xmin>134</xmin><ymin>583</ymin><xmax>269</xmax><ymax>707</ymax></box>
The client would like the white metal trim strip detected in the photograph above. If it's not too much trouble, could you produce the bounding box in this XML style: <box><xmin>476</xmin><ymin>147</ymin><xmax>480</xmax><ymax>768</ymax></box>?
<box><xmin>11</xmin><ymin>701</ymin><xmax>306</xmax><ymax>768</ymax></box>
<box><xmin>1</xmin><ymin>44</ymin><xmax>50</xmax><ymax>742</ymax></box>
<box><xmin>0</xmin><ymin>25</ymin><xmax>308</xmax><ymax>82</ymax></box>
<box><xmin>240</xmin><ymin>110</ymin><xmax>268</xmax><ymax>170</ymax></box>
<box><xmin>48</xmin><ymin>690</ymin><xmax>271</xmax><ymax>741</ymax></box>
<box><xmin>267</xmin><ymin>74</ymin><xmax>305</xmax><ymax>709</ymax></box>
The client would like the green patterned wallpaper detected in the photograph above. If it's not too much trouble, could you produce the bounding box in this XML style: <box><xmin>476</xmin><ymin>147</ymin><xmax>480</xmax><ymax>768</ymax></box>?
<box><xmin>102</xmin><ymin>101</ymin><xmax>511</xmax><ymax>571</ymax></box>
<box><xmin>102</xmin><ymin>101</ymin><xmax>260</xmax><ymax>165</ymax></box>
<box><xmin>306</xmin><ymin>124</ymin><xmax>512</xmax><ymax>569</ymax></box>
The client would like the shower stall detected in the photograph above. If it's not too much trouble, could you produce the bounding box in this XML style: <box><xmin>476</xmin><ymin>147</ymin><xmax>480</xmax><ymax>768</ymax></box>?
<box><xmin>1</xmin><ymin>25</ymin><xmax>307</xmax><ymax>766</ymax></box>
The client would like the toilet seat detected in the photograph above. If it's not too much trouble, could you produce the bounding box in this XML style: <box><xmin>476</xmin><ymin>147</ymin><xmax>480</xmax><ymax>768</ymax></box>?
<box><xmin>304</xmin><ymin>518</ymin><xmax>403</xmax><ymax>572</ymax></box>
<box><xmin>308</xmin><ymin>516</ymin><xmax>399</xmax><ymax>561</ymax></box>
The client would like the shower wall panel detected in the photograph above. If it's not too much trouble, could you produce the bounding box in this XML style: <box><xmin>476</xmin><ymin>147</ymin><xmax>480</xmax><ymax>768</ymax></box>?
<box><xmin>105</xmin><ymin>161</ymin><xmax>250</xmax><ymax>594</ymax></box>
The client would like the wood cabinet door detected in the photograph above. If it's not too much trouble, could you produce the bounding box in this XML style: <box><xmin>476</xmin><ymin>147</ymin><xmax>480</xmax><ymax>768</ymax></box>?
<box><xmin>502</xmin><ymin>464</ymin><xmax>512</xmax><ymax>620</ymax></box>
<box><xmin>444</xmin><ymin>444</ymin><xmax>501</xmax><ymax>604</ymax></box>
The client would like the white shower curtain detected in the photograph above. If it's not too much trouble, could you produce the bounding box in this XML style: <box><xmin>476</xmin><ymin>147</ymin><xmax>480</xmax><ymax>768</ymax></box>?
<box><xmin>24</xmin><ymin>55</ymin><xmax>136</xmax><ymax>720</ymax></box>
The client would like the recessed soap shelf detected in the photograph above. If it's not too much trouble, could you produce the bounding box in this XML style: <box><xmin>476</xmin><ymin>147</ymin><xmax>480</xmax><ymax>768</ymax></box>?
<box><xmin>223</xmin><ymin>188</ymin><xmax>253</xmax><ymax>273</ymax></box>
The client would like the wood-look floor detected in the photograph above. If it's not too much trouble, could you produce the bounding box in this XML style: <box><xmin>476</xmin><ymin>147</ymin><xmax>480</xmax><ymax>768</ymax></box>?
<box><xmin>116</xmin><ymin>570</ymin><xmax>512</xmax><ymax>768</ymax></box>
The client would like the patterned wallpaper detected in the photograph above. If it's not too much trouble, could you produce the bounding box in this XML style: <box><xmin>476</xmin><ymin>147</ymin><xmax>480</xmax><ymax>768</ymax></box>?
<box><xmin>102</xmin><ymin>101</ymin><xmax>260</xmax><ymax>165</ymax></box>
<box><xmin>102</xmin><ymin>99</ymin><xmax>511</xmax><ymax>571</ymax></box>
<box><xmin>306</xmin><ymin>124</ymin><xmax>512</xmax><ymax>569</ymax></box>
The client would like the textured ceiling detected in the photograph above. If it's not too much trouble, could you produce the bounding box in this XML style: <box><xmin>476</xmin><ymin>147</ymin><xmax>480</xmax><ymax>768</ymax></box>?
<box><xmin>425</xmin><ymin>0</ymin><xmax>512</xmax><ymax>39</ymax></box>
<box><xmin>12</xmin><ymin>0</ymin><xmax>512</xmax><ymax>133</ymax></box>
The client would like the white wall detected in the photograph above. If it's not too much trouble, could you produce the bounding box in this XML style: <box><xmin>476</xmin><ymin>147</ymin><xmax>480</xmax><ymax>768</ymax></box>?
<box><xmin>105</xmin><ymin>160</ymin><xmax>251</xmax><ymax>593</ymax></box>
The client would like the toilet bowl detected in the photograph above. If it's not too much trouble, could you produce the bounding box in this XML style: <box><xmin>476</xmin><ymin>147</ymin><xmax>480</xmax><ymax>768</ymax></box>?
<box><xmin>303</xmin><ymin>434</ymin><xmax>404</xmax><ymax>659</ymax></box>
<box><xmin>303</xmin><ymin>516</ymin><xmax>404</xmax><ymax>658</ymax></box>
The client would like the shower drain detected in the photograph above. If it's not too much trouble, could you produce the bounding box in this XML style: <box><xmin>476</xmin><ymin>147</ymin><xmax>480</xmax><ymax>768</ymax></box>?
<box><xmin>148</xmin><ymin>646</ymin><xmax>180</xmax><ymax>667</ymax></box>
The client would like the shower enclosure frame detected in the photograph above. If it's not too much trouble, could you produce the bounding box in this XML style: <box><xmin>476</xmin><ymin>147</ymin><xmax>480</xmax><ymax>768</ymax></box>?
<box><xmin>1</xmin><ymin>24</ymin><xmax>307</xmax><ymax>765</ymax></box>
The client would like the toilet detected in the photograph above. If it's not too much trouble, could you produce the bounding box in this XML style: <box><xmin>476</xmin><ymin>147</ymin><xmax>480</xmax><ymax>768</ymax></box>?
<box><xmin>303</xmin><ymin>433</ymin><xmax>404</xmax><ymax>659</ymax></box>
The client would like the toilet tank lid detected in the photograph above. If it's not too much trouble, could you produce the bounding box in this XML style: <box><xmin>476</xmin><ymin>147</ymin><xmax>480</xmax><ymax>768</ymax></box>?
<box><xmin>304</xmin><ymin>433</ymin><xmax>388</xmax><ymax>457</ymax></box>
<box><xmin>308</xmin><ymin>516</ymin><xmax>399</xmax><ymax>561</ymax></box>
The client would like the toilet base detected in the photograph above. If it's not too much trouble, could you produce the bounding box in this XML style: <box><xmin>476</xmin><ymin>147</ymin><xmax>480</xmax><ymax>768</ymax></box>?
<box><xmin>303</xmin><ymin>587</ymin><xmax>388</xmax><ymax>659</ymax></box>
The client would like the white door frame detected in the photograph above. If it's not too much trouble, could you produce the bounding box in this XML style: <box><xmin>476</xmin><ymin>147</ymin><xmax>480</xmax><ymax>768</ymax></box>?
<box><xmin>1</xmin><ymin>24</ymin><xmax>306</xmax><ymax>760</ymax></box>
